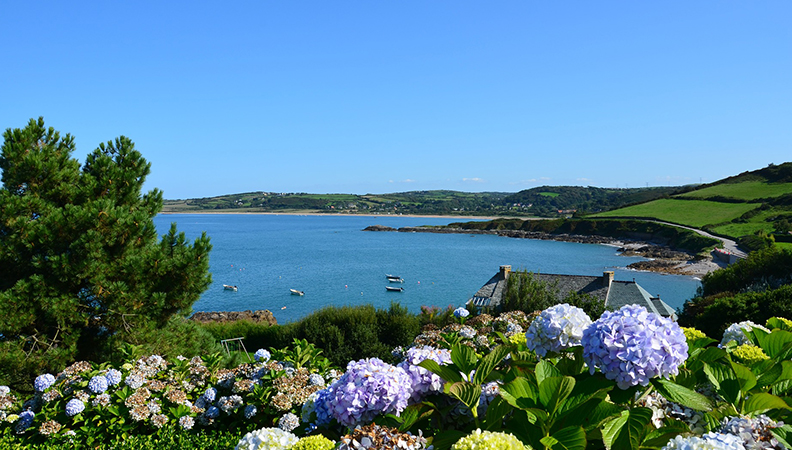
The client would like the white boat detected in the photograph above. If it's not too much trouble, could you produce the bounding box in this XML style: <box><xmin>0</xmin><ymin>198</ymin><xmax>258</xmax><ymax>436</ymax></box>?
<box><xmin>385</xmin><ymin>286</ymin><xmax>404</xmax><ymax>292</ymax></box>
<box><xmin>290</xmin><ymin>289</ymin><xmax>305</xmax><ymax>296</ymax></box>
<box><xmin>386</xmin><ymin>275</ymin><xmax>404</xmax><ymax>283</ymax></box>
<box><xmin>223</xmin><ymin>285</ymin><xmax>238</xmax><ymax>291</ymax></box>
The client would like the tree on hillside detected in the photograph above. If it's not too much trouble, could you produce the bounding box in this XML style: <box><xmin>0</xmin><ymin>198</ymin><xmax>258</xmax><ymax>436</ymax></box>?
<box><xmin>0</xmin><ymin>118</ymin><xmax>212</xmax><ymax>390</ymax></box>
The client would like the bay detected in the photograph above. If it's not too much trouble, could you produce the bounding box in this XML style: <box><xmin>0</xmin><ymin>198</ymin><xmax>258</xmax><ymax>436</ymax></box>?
<box><xmin>153</xmin><ymin>214</ymin><xmax>701</xmax><ymax>324</ymax></box>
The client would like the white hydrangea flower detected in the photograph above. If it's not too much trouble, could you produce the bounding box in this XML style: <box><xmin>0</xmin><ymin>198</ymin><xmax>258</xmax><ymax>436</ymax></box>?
<box><xmin>525</xmin><ymin>303</ymin><xmax>592</xmax><ymax>356</ymax></box>
<box><xmin>720</xmin><ymin>321</ymin><xmax>770</xmax><ymax>347</ymax></box>
<box><xmin>235</xmin><ymin>427</ymin><xmax>298</xmax><ymax>450</ymax></box>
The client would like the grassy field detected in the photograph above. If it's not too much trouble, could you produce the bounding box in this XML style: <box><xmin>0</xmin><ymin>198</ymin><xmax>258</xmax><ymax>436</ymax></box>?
<box><xmin>677</xmin><ymin>181</ymin><xmax>792</xmax><ymax>200</ymax></box>
<box><xmin>590</xmin><ymin>198</ymin><xmax>759</xmax><ymax>228</ymax></box>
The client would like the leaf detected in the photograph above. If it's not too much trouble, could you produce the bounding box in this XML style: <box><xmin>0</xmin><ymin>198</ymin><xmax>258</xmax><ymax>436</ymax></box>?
<box><xmin>642</xmin><ymin>421</ymin><xmax>692</xmax><ymax>448</ymax></box>
<box><xmin>743</xmin><ymin>393</ymin><xmax>791</xmax><ymax>415</ymax></box>
<box><xmin>703</xmin><ymin>362</ymin><xmax>741</xmax><ymax>406</ymax></box>
<box><xmin>448</xmin><ymin>382</ymin><xmax>482</xmax><ymax>416</ymax></box>
<box><xmin>541</xmin><ymin>426</ymin><xmax>586</xmax><ymax>450</ymax></box>
<box><xmin>450</xmin><ymin>343</ymin><xmax>478</xmax><ymax>375</ymax></box>
<box><xmin>417</xmin><ymin>359</ymin><xmax>463</xmax><ymax>384</ymax></box>
<box><xmin>731</xmin><ymin>361</ymin><xmax>757</xmax><ymax>393</ymax></box>
<box><xmin>473</xmin><ymin>345</ymin><xmax>511</xmax><ymax>385</ymax></box>
<box><xmin>651</xmin><ymin>379</ymin><xmax>714</xmax><ymax>412</ymax></box>
<box><xmin>538</xmin><ymin>376</ymin><xmax>575</xmax><ymax>416</ymax></box>
<box><xmin>430</xmin><ymin>430</ymin><xmax>468</xmax><ymax>450</ymax></box>
<box><xmin>500</xmin><ymin>377</ymin><xmax>538</xmax><ymax>407</ymax></box>
<box><xmin>755</xmin><ymin>330</ymin><xmax>792</xmax><ymax>358</ymax></box>
<box><xmin>756</xmin><ymin>361</ymin><xmax>783</xmax><ymax>388</ymax></box>
<box><xmin>601</xmin><ymin>407</ymin><xmax>653</xmax><ymax>450</ymax></box>
<box><xmin>536</xmin><ymin>359</ymin><xmax>562</xmax><ymax>386</ymax></box>
<box><xmin>483</xmin><ymin>396</ymin><xmax>514</xmax><ymax>431</ymax></box>
<box><xmin>770</xmin><ymin>424</ymin><xmax>792</xmax><ymax>449</ymax></box>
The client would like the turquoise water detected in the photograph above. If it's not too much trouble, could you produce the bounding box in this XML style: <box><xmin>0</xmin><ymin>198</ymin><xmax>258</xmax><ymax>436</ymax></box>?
<box><xmin>153</xmin><ymin>214</ymin><xmax>701</xmax><ymax>324</ymax></box>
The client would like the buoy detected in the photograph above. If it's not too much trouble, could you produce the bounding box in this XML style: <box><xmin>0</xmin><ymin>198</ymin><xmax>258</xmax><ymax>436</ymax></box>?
<box><xmin>345</xmin><ymin>285</ymin><xmax>348</xmax><ymax>288</ymax></box>
<box><xmin>281</xmin><ymin>306</ymin><xmax>287</xmax><ymax>310</ymax></box>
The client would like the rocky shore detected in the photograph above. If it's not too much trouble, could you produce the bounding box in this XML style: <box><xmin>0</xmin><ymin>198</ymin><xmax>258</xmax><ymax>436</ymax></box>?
<box><xmin>191</xmin><ymin>309</ymin><xmax>278</xmax><ymax>325</ymax></box>
<box><xmin>363</xmin><ymin>225</ymin><xmax>725</xmax><ymax>277</ymax></box>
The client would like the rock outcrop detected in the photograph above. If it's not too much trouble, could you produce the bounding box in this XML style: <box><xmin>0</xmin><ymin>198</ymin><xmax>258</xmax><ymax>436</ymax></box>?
<box><xmin>191</xmin><ymin>309</ymin><xmax>277</xmax><ymax>326</ymax></box>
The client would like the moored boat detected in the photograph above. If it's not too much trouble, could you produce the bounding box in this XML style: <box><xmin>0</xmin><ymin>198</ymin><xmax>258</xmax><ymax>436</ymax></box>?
<box><xmin>386</xmin><ymin>276</ymin><xmax>404</xmax><ymax>283</ymax></box>
<box><xmin>223</xmin><ymin>284</ymin><xmax>238</xmax><ymax>291</ymax></box>
<box><xmin>385</xmin><ymin>286</ymin><xmax>404</xmax><ymax>292</ymax></box>
<box><xmin>290</xmin><ymin>289</ymin><xmax>305</xmax><ymax>296</ymax></box>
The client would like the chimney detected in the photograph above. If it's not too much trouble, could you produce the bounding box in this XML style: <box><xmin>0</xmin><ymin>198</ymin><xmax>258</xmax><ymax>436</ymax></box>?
<box><xmin>500</xmin><ymin>265</ymin><xmax>512</xmax><ymax>280</ymax></box>
<box><xmin>603</xmin><ymin>271</ymin><xmax>614</xmax><ymax>288</ymax></box>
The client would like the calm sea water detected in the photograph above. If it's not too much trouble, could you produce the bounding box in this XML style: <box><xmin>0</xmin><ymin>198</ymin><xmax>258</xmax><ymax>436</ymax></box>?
<box><xmin>153</xmin><ymin>214</ymin><xmax>701</xmax><ymax>324</ymax></box>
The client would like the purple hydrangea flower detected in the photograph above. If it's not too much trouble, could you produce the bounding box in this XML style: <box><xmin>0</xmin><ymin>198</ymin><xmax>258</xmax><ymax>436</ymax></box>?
<box><xmin>254</xmin><ymin>348</ymin><xmax>271</xmax><ymax>362</ymax></box>
<box><xmin>34</xmin><ymin>374</ymin><xmax>56</xmax><ymax>392</ymax></box>
<box><xmin>581</xmin><ymin>305</ymin><xmax>688</xmax><ymax>390</ymax></box>
<box><xmin>525</xmin><ymin>304</ymin><xmax>592</xmax><ymax>356</ymax></box>
<box><xmin>65</xmin><ymin>399</ymin><xmax>85</xmax><ymax>417</ymax></box>
<box><xmin>88</xmin><ymin>375</ymin><xmax>109</xmax><ymax>394</ymax></box>
<box><xmin>317</xmin><ymin>358</ymin><xmax>413</xmax><ymax>427</ymax></box>
<box><xmin>397</xmin><ymin>346</ymin><xmax>452</xmax><ymax>401</ymax></box>
<box><xmin>105</xmin><ymin>369</ymin><xmax>122</xmax><ymax>386</ymax></box>
<box><xmin>454</xmin><ymin>307</ymin><xmax>470</xmax><ymax>318</ymax></box>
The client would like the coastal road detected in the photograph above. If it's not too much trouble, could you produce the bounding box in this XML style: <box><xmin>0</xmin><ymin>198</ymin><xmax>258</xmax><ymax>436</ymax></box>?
<box><xmin>650</xmin><ymin>220</ymin><xmax>747</xmax><ymax>259</ymax></box>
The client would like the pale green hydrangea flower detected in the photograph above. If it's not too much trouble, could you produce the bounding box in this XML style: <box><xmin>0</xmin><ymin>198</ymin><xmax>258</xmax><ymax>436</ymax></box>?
<box><xmin>682</xmin><ymin>327</ymin><xmax>708</xmax><ymax>341</ymax></box>
<box><xmin>235</xmin><ymin>427</ymin><xmax>298</xmax><ymax>450</ymax></box>
<box><xmin>731</xmin><ymin>344</ymin><xmax>770</xmax><ymax>365</ymax></box>
<box><xmin>292</xmin><ymin>435</ymin><xmax>335</xmax><ymax>450</ymax></box>
<box><xmin>451</xmin><ymin>429</ymin><xmax>531</xmax><ymax>450</ymax></box>
<box><xmin>509</xmin><ymin>332</ymin><xmax>527</xmax><ymax>346</ymax></box>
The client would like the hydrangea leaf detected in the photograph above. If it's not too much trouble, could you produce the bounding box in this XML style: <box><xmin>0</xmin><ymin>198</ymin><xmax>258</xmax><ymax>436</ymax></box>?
<box><xmin>754</xmin><ymin>329</ymin><xmax>792</xmax><ymax>359</ymax></box>
<box><xmin>417</xmin><ymin>359</ymin><xmax>463</xmax><ymax>384</ymax></box>
<box><xmin>731</xmin><ymin>361</ymin><xmax>757</xmax><ymax>393</ymax></box>
<box><xmin>770</xmin><ymin>423</ymin><xmax>792</xmax><ymax>449</ymax></box>
<box><xmin>450</xmin><ymin>344</ymin><xmax>478</xmax><ymax>375</ymax></box>
<box><xmin>703</xmin><ymin>362</ymin><xmax>741</xmax><ymax>406</ymax></box>
<box><xmin>473</xmin><ymin>345</ymin><xmax>510</xmax><ymax>385</ymax></box>
<box><xmin>650</xmin><ymin>379</ymin><xmax>714</xmax><ymax>412</ymax></box>
<box><xmin>755</xmin><ymin>361</ymin><xmax>783</xmax><ymax>388</ymax></box>
<box><xmin>483</xmin><ymin>396</ymin><xmax>514</xmax><ymax>431</ymax></box>
<box><xmin>500</xmin><ymin>377</ymin><xmax>538</xmax><ymax>408</ymax></box>
<box><xmin>641</xmin><ymin>421</ymin><xmax>691</xmax><ymax>448</ymax></box>
<box><xmin>743</xmin><ymin>392</ymin><xmax>791</xmax><ymax>415</ymax></box>
<box><xmin>601</xmin><ymin>407</ymin><xmax>653</xmax><ymax>450</ymax></box>
<box><xmin>538</xmin><ymin>376</ymin><xmax>575</xmax><ymax>416</ymax></box>
<box><xmin>536</xmin><ymin>359</ymin><xmax>562</xmax><ymax>386</ymax></box>
<box><xmin>448</xmin><ymin>382</ymin><xmax>482</xmax><ymax>417</ymax></box>
<box><xmin>540</xmin><ymin>426</ymin><xmax>586</xmax><ymax>450</ymax></box>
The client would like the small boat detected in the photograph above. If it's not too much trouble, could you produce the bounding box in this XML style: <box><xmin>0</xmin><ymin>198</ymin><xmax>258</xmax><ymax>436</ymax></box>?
<box><xmin>386</xmin><ymin>275</ymin><xmax>404</xmax><ymax>283</ymax></box>
<box><xmin>223</xmin><ymin>285</ymin><xmax>238</xmax><ymax>291</ymax></box>
<box><xmin>290</xmin><ymin>289</ymin><xmax>305</xmax><ymax>296</ymax></box>
<box><xmin>386</xmin><ymin>286</ymin><xmax>404</xmax><ymax>292</ymax></box>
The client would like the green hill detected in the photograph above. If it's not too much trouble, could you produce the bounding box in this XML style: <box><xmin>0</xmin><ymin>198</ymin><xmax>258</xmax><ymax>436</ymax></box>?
<box><xmin>590</xmin><ymin>162</ymin><xmax>792</xmax><ymax>246</ymax></box>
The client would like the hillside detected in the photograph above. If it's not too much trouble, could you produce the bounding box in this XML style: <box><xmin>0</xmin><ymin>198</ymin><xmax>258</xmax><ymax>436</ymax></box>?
<box><xmin>590</xmin><ymin>162</ymin><xmax>792</xmax><ymax>247</ymax></box>
<box><xmin>163</xmin><ymin>186</ymin><xmax>679</xmax><ymax>218</ymax></box>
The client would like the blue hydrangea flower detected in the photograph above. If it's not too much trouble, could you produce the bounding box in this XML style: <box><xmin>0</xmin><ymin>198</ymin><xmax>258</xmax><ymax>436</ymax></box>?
<box><xmin>205</xmin><ymin>406</ymin><xmax>220</xmax><ymax>419</ymax></box>
<box><xmin>718</xmin><ymin>415</ymin><xmax>782</xmax><ymax>449</ymax></box>
<box><xmin>15</xmin><ymin>410</ymin><xmax>35</xmax><ymax>433</ymax></box>
<box><xmin>244</xmin><ymin>404</ymin><xmax>257</xmax><ymax>419</ymax></box>
<box><xmin>65</xmin><ymin>399</ymin><xmax>85</xmax><ymax>417</ymax></box>
<box><xmin>525</xmin><ymin>304</ymin><xmax>592</xmax><ymax>356</ymax></box>
<box><xmin>317</xmin><ymin>358</ymin><xmax>413</xmax><ymax>428</ymax></box>
<box><xmin>397</xmin><ymin>346</ymin><xmax>452</xmax><ymax>401</ymax></box>
<box><xmin>203</xmin><ymin>387</ymin><xmax>217</xmax><ymax>402</ymax></box>
<box><xmin>581</xmin><ymin>305</ymin><xmax>688</xmax><ymax>390</ymax></box>
<box><xmin>309</xmin><ymin>373</ymin><xmax>325</xmax><ymax>387</ymax></box>
<box><xmin>254</xmin><ymin>349</ymin><xmax>271</xmax><ymax>362</ymax></box>
<box><xmin>88</xmin><ymin>375</ymin><xmax>109</xmax><ymax>394</ymax></box>
<box><xmin>34</xmin><ymin>374</ymin><xmax>56</xmax><ymax>392</ymax></box>
<box><xmin>454</xmin><ymin>307</ymin><xmax>470</xmax><ymax>318</ymax></box>
<box><xmin>105</xmin><ymin>369</ymin><xmax>122</xmax><ymax>386</ymax></box>
<box><xmin>125</xmin><ymin>373</ymin><xmax>145</xmax><ymax>389</ymax></box>
<box><xmin>662</xmin><ymin>432</ymin><xmax>746</xmax><ymax>450</ymax></box>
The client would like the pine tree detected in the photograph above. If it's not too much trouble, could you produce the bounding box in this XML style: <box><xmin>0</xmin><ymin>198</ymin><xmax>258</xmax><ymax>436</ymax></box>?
<box><xmin>0</xmin><ymin>118</ymin><xmax>212</xmax><ymax>389</ymax></box>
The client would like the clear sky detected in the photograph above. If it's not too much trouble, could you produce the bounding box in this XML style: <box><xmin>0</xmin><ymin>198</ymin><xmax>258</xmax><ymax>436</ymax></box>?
<box><xmin>1</xmin><ymin>2</ymin><xmax>790</xmax><ymax>199</ymax></box>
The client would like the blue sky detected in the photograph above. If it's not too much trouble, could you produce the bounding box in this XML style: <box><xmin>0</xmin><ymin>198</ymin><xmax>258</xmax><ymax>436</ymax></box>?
<box><xmin>1</xmin><ymin>2</ymin><xmax>790</xmax><ymax>199</ymax></box>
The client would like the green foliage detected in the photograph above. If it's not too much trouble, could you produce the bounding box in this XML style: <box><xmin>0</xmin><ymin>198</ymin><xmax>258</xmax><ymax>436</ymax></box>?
<box><xmin>699</xmin><ymin>246</ymin><xmax>792</xmax><ymax>297</ymax></box>
<box><xmin>738</xmin><ymin>230</ymin><xmax>776</xmax><ymax>252</ymax></box>
<box><xmin>0</xmin><ymin>118</ymin><xmax>212</xmax><ymax>391</ymax></box>
<box><xmin>592</xmin><ymin>198</ymin><xmax>759</xmax><ymax>229</ymax></box>
<box><xmin>0</xmin><ymin>427</ymin><xmax>247</xmax><ymax>449</ymax></box>
<box><xmin>501</xmin><ymin>270</ymin><xmax>606</xmax><ymax>319</ymax></box>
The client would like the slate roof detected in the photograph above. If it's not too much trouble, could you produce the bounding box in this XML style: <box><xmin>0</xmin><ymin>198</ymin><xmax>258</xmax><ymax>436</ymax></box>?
<box><xmin>468</xmin><ymin>268</ymin><xmax>677</xmax><ymax>319</ymax></box>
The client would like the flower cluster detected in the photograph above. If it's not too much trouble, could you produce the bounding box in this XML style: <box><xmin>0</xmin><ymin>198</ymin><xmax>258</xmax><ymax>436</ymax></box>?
<box><xmin>34</xmin><ymin>374</ymin><xmax>55</xmax><ymax>393</ymax></box>
<box><xmin>581</xmin><ymin>305</ymin><xmax>688</xmax><ymax>389</ymax></box>
<box><xmin>525</xmin><ymin>303</ymin><xmax>592</xmax><ymax>356</ymax></box>
<box><xmin>682</xmin><ymin>327</ymin><xmax>708</xmax><ymax>341</ymax></box>
<box><xmin>662</xmin><ymin>432</ymin><xmax>746</xmax><ymax>450</ymax></box>
<box><xmin>451</xmin><ymin>429</ymin><xmax>529</xmax><ymax>450</ymax></box>
<box><xmin>397</xmin><ymin>346</ymin><xmax>452</xmax><ymax>401</ymax></box>
<box><xmin>235</xmin><ymin>427</ymin><xmax>298</xmax><ymax>450</ymax></box>
<box><xmin>731</xmin><ymin>344</ymin><xmax>770</xmax><ymax>365</ymax></box>
<box><xmin>718</xmin><ymin>415</ymin><xmax>784</xmax><ymax>449</ymax></box>
<box><xmin>454</xmin><ymin>307</ymin><xmax>470</xmax><ymax>319</ymax></box>
<box><xmin>636</xmin><ymin>391</ymin><xmax>706</xmax><ymax>433</ymax></box>
<box><xmin>720</xmin><ymin>321</ymin><xmax>769</xmax><ymax>347</ymax></box>
<box><xmin>292</xmin><ymin>435</ymin><xmax>336</xmax><ymax>450</ymax></box>
<box><xmin>338</xmin><ymin>423</ymin><xmax>430</xmax><ymax>450</ymax></box>
<box><xmin>316</xmin><ymin>358</ymin><xmax>412</xmax><ymax>427</ymax></box>
<box><xmin>255</xmin><ymin>348</ymin><xmax>272</xmax><ymax>362</ymax></box>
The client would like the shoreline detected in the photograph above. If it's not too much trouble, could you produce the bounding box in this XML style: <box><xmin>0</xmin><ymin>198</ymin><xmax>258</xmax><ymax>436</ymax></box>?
<box><xmin>159</xmin><ymin>210</ymin><xmax>517</xmax><ymax>221</ymax></box>
<box><xmin>364</xmin><ymin>225</ymin><xmax>724</xmax><ymax>278</ymax></box>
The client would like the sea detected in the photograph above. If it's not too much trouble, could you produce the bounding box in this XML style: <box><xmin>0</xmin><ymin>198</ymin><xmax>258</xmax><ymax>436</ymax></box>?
<box><xmin>153</xmin><ymin>214</ymin><xmax>702</xmax><ymax>324</ymax></box>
